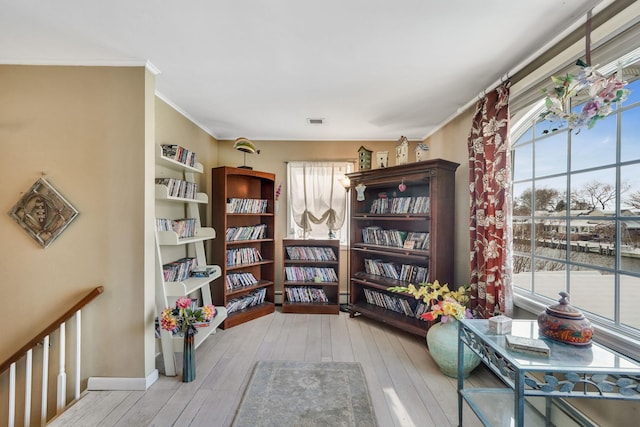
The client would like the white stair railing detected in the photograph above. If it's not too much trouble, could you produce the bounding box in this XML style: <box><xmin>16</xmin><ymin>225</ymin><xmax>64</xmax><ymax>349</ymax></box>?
<box><xmin>0</xmin><ymin>286</ymin><xmax>104</xmax><ymax>427</ymax></box>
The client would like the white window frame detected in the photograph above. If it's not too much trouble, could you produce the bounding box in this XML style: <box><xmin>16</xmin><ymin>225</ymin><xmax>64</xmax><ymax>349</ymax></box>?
<box><xmin>286</xmin><ymin>161</ymin><xmax>353</xmax><ymax>246</ymax></box>
<box><xmin>510</xmin><ymin>48</ymin><xmax>640</xmax><ymax>360</ymax></box>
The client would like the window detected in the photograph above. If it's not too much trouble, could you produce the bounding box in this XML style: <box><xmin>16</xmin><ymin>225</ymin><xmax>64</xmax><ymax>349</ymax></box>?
<box><xmin>511</xmin><ymin>49</ymin><xmax>640</xmax><ymax>350</ymax></box>
<box><xmin>286</xmin><ymin>161</ymin><xmax>353</xmax><ymax>245</ymax></box>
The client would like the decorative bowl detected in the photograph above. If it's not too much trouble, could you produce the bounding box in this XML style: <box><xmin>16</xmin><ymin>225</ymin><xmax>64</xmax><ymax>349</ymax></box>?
<box><xmin>537</xmin><ymin>292</ymin><xmax>593</xmax><ymax>346</ymax></box>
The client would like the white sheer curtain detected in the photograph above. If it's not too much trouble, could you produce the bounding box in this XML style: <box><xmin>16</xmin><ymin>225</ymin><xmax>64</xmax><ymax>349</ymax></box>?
<box><xmin>287</xmin><ymin>161</ymin><xmax>352</xmax><ymax>240</ymax></box>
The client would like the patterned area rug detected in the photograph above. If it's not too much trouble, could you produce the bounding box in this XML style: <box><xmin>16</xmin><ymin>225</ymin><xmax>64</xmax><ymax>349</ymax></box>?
<box><xmin>231</xmin><ymin>360</ymin><xmax>378</xmax><ymax>427</ymax></box>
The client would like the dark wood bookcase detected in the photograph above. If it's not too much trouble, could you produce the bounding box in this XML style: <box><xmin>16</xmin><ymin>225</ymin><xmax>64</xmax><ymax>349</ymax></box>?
<box><xmin>210</xmin><ymin>166</ymin><xmax>276</xmax><ymax>328</ymax></box>
<box><xmin>282</xmin><ymin>239</ymin><xmax>340</xmax><ymax>315</ymax></box>
<box><xmin>346</xmin><ymin>159</ymin><xmax>459</xmax><ymax>337</ymax></box>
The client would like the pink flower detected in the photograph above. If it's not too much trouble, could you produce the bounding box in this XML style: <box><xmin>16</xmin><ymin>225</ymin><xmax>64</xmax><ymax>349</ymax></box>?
<box><xmin>581</xmin><ymin>100</ymin><xmax>600</xmax><ymax>119</ymax></box>
<box><xmin>176</xmin><ymin>297</ymin><xmax>192</xmax><ymax>309</ymax></box>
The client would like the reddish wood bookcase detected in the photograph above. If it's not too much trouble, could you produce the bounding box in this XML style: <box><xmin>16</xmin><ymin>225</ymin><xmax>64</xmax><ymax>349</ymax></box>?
<box><xmin>210</xmin><ymin>166</ymin><xmax>276</xmax><ymax>328</ymax></box>
<box><xmin>346</xmin><ymin>159</ymin><xmax>459</xmax><ymax>337</ymax></box>
<box><xmin>282</xmin><ymin>239</ymin><xmax>340</xmax><ymax>315</ymax></box>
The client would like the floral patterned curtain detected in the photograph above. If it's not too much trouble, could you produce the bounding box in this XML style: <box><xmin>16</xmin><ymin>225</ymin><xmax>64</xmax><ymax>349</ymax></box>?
<box><xmin>468</xmin><ymin>81</ymin><xmax>513</xmax><ymax>319</ymax></box>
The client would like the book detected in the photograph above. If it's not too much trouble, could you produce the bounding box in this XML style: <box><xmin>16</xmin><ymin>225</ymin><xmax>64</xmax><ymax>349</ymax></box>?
<box><xmin>190</xmin><ymin>266</ymin><xmax>218</xmax><ymax>278</ymax></box>
<box><xmin>505</xmin><ymin>334</ymin><xmax>551</xmax><ymax>357</ymax></box>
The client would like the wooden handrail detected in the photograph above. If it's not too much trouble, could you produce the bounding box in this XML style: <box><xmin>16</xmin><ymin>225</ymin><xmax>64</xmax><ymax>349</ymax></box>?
<box><xmin>0</xmin><ymin>285</ymin><xmax>104</xmax><ymax>374</ymax></box>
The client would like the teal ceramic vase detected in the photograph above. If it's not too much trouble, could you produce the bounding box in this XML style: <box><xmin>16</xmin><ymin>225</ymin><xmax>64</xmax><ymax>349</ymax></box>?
<box><xmin>426</xmin><ymin>321</ymin><xmax>480</xmax><ymax>378</ymax></box>
<box><xmin>182</xmin><ymin>327</ymin><xmax>196</xmax><ymax>382</ymax></box>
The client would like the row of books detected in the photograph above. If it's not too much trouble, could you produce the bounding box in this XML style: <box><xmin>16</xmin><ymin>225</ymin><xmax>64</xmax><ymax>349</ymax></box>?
<box><xmin>285</xmin><ymin>287</ymin><xmax>329</xmax><ymax>303</ymax></box>
<box><xmin>155</xmin><ymin>178</ymin><xmax>198</xmax><ymax>200</ymax></box>
<box><xmin>225</xmin><ymin>272</ymin><xmax>258</xmax><ymax>290</ymax></box>
<box><xmin>226</xmin><ymin>288</ymin><xmax>267</xmax><ymax>314</ymax></box>
<box><xmin>363</xmin><ymin>258</ymin><xmax>429</xmax><ymax>283</ymax></box>
<box><xmin>162</xmin><ymin>257</ymin><xmax>197</xmax><ymax>282</ymax></box>
<box><xmin>227</xmin><ymin>198</ymin><xmax>268</xmax><ymax>214</ymax></box>
<box><xmin>190</xmin><ymin>265</ymin><xmax>218</xmax><ymax>278</ymax></box>
<box><xmin>361</xmin><ymin>227</ymin><xmax>430</xmax><ymax>250</ymax></box>
<box><xmin>369</xmin><ymin>196</ymin><xmax>430</xmax><ymax>214</ymax></box>
<box><xmin>161</xmin><ymin>144</ymin><xmax>197</xmax><ymax>167</ymax></box>
<box><xmin>361</xmin><ymin>226</ymin><xmax>406</xmax><ymax>248</ymax></box>
<box><xmin>405</xmin><ymin>232</ymin><xmax>430</xmax><ymax>250</ymax></box>
<box><xmin>156</xmin><ymin>218</ymin><xmax>197</xmax><ymax>238</ymax></box>
<box><xmin>286</xmin><ymin>246</ymin><xmax>337</xmax><ymax>261</ymax></box>
<box><xmin>225</xmin><ymin>224</ymin><xmax>267</xmax><ymax>242</ymax></box>
<box><xmin>226</xmin><ymin>247</ymin><xmax>263</xmax><ymax>266</ymax></box>
<box><xmin>284</xmin><ymin>266</ymin><xmax>338</xmax><ymax>282</ymax></box>
<box><xmin>362</xmin><ymin>288</ymin><xmax>429</xmax><ymax>321</ymax></box>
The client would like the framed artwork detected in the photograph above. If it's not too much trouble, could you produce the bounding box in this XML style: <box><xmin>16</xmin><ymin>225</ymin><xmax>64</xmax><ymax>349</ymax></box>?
<box><xmin>9</xmin><ymin>177</ymin><xmax>79</xmax><ymax>248</ymax></box>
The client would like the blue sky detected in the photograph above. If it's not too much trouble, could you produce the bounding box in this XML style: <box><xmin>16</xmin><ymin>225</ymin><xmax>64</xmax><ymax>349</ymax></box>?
<box><xmin>512</xmin><ymin>76</ymin><xmax>640</xmax><ymax>211</ymax></box>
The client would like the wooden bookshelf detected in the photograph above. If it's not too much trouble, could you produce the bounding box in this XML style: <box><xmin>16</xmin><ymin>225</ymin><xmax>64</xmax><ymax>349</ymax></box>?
<box><xmin>346</xmin><ymin>159</ymin><xmax>459</xmax><ymax>337</ymax></box>
<box><xmin>282</xmin><ymin>239</ymin><xmax>340</xmax><ymax>315</ymax></box>
<box><xmin>210</xmin><ymin>166</ymin><xmax>276</xmax><ymax>328</ymax></box>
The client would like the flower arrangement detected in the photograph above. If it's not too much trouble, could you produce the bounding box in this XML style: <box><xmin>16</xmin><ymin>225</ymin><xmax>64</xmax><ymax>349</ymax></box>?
<box><xmin>160</xmin><ymin>296</ymin><xmax>216</xmax><ymax>335</ymax></box>
<box><xmin>539</xmin><ymin>60</ymin><xmax>630</xmax><ymax>134</ymax></box>
<box><xmin>389</xmin><ymin>280</ymin><xmax>472</xmax><ymax>323</ymax></box>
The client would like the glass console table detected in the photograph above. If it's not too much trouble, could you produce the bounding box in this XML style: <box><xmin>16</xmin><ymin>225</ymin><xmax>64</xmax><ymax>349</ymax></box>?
<box><xmin>457</xmin><ymin>319</ymin><xmax>640</xmax><ymax>427</ymax></box>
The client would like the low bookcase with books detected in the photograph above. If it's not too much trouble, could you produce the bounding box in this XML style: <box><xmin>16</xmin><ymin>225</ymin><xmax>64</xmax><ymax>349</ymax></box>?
<box><xmin>211</xmin><ymin>166</ymin><xmax>276</xmax><ymax>328</ymax></box>
<box><xmin>346</xmin><ymin>159</ymin><xmax>459</xmax><ymax>337</ymax></box>
<box><xmin>282</xmin><ymin>239</ymin><xmax>340</xmax><ymax>314</ymax></box>
<box><xmin>155</xmin><ymin>144</ymin><xmax>227</xmax><ymax>377</ymax></box>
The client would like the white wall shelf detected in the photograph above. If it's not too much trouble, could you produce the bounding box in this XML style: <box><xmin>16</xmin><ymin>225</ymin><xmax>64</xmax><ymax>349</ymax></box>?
<box><xmin>155</xmin><ymin>144</ymin><xmax>226</xmax><ymax>377</ymax></box>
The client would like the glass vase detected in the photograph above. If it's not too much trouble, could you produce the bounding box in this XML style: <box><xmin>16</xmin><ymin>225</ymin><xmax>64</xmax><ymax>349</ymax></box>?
<box><xmin>182</xmin><ymin>327</ymin><xmax>196</xmax><ymax>382</ymax></box>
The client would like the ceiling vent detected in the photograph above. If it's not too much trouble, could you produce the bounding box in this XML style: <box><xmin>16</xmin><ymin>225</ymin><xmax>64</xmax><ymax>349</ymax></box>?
<box><xmin>307</xmin><ymin>118</ymin><xmax>325</xmax><ymax>125</ymax></box>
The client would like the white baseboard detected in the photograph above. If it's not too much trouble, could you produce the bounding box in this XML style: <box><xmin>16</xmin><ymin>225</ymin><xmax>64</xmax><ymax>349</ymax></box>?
<box><xmin>87</xmin><ymin>369</ymin><xmax>159</xmax><ymax>391</ymax></box>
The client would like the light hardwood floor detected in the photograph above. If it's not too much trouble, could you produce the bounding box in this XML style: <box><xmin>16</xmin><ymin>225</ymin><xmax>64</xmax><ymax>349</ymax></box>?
<box><xmin>49</xmin><ymin>310</ymin><xmax>504</xmax><ymax>427</ymax></box>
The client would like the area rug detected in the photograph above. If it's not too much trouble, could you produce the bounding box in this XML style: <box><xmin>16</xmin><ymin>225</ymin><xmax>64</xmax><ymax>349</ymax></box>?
<box><xmin>231</xmin><ymin>360</ymin><xmax>378</xmax><ymax>427</ymax></box>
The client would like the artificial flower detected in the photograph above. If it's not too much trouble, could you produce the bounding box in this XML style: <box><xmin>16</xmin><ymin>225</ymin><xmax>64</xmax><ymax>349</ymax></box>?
<box><xmin>160</xmin><ymin>299</ymin><xmax>216</xmax><ymax>335</ymax></box>
<box><xmin>275</xmin><ymin>183</ymin><xmax>282</xmax><ymax>201</ymax></box>
<box><xmin>539</xmin><ymin>60</ymin><xmax>630</xmax><ymax>134</ymax></box>
<box><xmin>388</xmin><ymin>280</ymin><xmax>472</xmax><ymax>323</ymax></box>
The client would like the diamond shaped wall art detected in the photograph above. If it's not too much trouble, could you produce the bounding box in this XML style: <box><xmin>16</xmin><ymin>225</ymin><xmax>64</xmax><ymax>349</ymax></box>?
<box><xmin>9</xmin><ymin>177</ymin><xmax>79</xmax><ymax>248</ymax></box>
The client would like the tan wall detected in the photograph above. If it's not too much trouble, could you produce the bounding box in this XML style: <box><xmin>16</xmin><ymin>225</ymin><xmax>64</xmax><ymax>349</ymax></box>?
<box><xmin>0</xmin><ymin>65</ymin><xmax>150</xmax><ymax>421</ymax></box>
<box><xmin>424</xmin><ymin>109</ymin><xmax>474</xmax><ymax>285</ymax></box>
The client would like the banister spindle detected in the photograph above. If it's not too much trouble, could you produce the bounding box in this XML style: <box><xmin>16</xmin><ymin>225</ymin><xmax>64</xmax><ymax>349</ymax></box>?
<box><xmin>40</xmin><ymin>335</ymin><xmax>50</xmax><ymax>427</ymax></box>
<box><xmin>56</xmin><ymin>323</ymin><xmax>66</xmax><ymax>414</ymax></box>
<box><xmin>74</xmin><ymin>310</ymin><xmax>81</xmax><ymax>399</ymax></box>
<box><xmin>25</xmin><ymin>349</ymin><xmax>33</xmax><ymax>427</ymax></box>
<box><xmin>9</xmin><ymin>363</ymin><xmax>16</xmax><ymax>427</ymax></box>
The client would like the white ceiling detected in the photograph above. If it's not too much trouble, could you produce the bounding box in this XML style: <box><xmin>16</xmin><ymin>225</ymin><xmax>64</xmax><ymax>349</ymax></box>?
<box><xmin>1</xmin><ymin>0</ymin><xmax>606</xmax><ymax>141</ymax></box>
